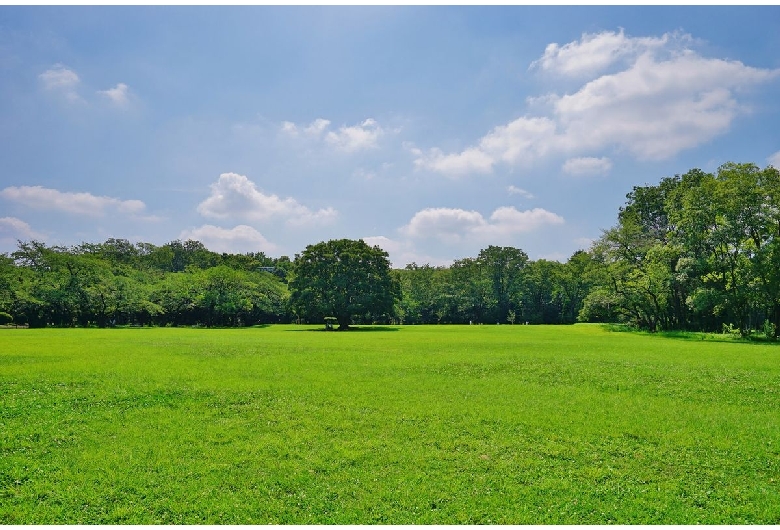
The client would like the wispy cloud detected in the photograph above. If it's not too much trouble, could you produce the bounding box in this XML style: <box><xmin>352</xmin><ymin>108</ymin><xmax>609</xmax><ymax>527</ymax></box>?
<box><xmin>38</xmin><ymin>64</ymin><xmax>83</xmax><ymax>103</ymax></box>
<box><xmin>562</xmin><ymin>156</ymin><xmax>612</xmax><ymax>177</ymax></box>
<box><xmin>769</xmin><ymin>151</ymin><xmax>780</xmax><ymax>168</ymax></box>
<box><xmin>97</xmin><ymin>82</ymin><xmax>130</xmax><ymax>107</ymax></box>
<box><xmin>197</xmin><ymin>172</ymin><xmax>337</xmax><ymax>226</ymax></box>
<box><xmin>325</xmin><ymin>118</ymin><xmax>384</xmax><ymax>152</ymax></box>
<box><xmin>1</xmin><ymin>185</ymin><xmax>147</xmax><ymax>217</ymax></box>
<box><xmin>0</xmin><ymin>217</ymin><xmax>46</xmax><ymax>243</ymax></box>
<box><xmin>39</xmin><ymin>64</ymin><xmax>133</xmax><ymax>108</ymax></box>
<box><xmin>507</xmin><ymin>185</ymin><xmax>534</xmax><ymax>198</ymax></box>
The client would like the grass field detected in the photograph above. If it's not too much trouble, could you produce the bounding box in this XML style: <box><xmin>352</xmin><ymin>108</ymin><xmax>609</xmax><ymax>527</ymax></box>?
<box><xmin>1</xmin><ymin>324</ymin><xmax>779</xmax><ymax>524</ymax></box>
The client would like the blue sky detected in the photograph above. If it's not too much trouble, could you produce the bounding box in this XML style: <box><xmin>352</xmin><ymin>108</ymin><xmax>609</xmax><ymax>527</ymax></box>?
<box><xmin>1</xmin><ymin>6</ymin><xmax>779</xmax><ymax>266</ymax></box>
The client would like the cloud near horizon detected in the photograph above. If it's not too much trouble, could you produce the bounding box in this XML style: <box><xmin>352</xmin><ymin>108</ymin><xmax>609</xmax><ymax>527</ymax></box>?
<box><xmin>413</xmin><ymin>29</ymin><xmax>779</xmax><ymax>177</ymax></box>
<box><xmin>179</xmin><ymin>224</ymin><xmax>278</xmax><ymax>254</ymax></box>
<box><xmin>400</xmin><ymin>206</ymin><xmax>564</xmax><ymax>245</ymax></box>
<box><xmin>0</xmin><ymin>216</ymin><xmax>46</xmax><ymax>243</ymax></box>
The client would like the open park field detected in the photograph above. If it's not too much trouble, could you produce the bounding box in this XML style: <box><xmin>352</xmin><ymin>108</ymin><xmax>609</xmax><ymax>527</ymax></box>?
<box><xmin>1</xmin><ymin>324</ymin><xmax>779</xmax><ymax>523</ymax></box>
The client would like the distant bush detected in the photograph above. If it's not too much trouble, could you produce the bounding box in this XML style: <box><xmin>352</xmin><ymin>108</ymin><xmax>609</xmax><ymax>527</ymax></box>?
<box><xmin>0</xmin><ymin>312</ymin><xmax>13</xmax><ymax>325</ymax></box>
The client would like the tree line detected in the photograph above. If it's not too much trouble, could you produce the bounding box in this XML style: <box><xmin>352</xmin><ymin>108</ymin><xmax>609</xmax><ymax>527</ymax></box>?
<box><xmin>0</xmin><ymin>237</ymin><xmax>592</xmax><ymax>329</ymax></box>
<box><xmin>1</xmin><ymin>161</ymin><xmax>777</xmax><ymax>338</ymax></box>
<box><xmin>0</xmin><ymin>239</ymin><xmax>290</xmax><ymax>328</ymax></box>
<box><xmin>581</xmin><ymin>162</ymin><xmax>780</xmax><ymax>338</ymax></box>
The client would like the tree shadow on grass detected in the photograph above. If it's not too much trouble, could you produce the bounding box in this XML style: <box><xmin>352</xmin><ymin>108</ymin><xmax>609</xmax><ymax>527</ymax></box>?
<box><xmin>287</xmin><ymin>326</ymin><xmax>400</xmax><ymax>332</ymax></box>
<box><xmin>602</xmin><ymin>324</ymin><xmax>778</xmax><ymax>345</ymax></box>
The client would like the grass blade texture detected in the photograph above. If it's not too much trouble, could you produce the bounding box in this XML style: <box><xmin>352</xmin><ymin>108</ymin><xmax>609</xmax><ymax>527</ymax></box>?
<box><xmin>1</xmin><ymin>324</ymin><xmax>778</xmax><ymax>523</ymax></box>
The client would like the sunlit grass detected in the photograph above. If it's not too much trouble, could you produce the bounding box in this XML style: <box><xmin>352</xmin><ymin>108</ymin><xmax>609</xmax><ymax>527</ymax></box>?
<box><xmin>1</xmin><ymin>324</ymin><xmax>779</xmax><ymax>523</ymax></box>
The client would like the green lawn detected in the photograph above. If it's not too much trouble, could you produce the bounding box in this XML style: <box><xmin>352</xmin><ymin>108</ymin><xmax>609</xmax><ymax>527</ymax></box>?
<box><xmin>1</xmin><ymin>324</ymin><xmax>778</xmax><ymax>523</ymax></box>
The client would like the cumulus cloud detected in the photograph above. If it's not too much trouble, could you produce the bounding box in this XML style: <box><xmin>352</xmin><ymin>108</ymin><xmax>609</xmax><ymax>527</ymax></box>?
<box><xmin>179</xmin><ymin>224</ymin><xmax>278</xmax><ymax>254</ymax></box>
<box><xmin>0</xmin><ymin>217</ymin><xmax>45</xmax><ymax>242</ymax></box>
<box><xmin>38</xmin><ymin>64</ymin><xmax>82</xmax><ymax>103</ymax></box>
<box><xmin>412</xmin><ymin>117</ymin><xmax>557</xmax><ymax>178</ymax></box>
<box><xmin>1</xmin><ymin>185</ymin><xmax>146</xmax><ymax>217</ymax></box>
<box><xmin>97</xmin><ymin>82</ymin><xmax>130</xmax><ymax>107</ymax></box>
<box><xmin>562</xmin><ymin>157</ymin><xmax>613</xmax><ymax>177</ymax></box>
<box><xmin>507</xmin><ymin>185</ymin><xmax>534</xmax><ymax>198</ymax></box>
<box><xmin>280</xmin><ymin>118</ymin><xmax>384</xmax><ymax>152</ymax></box>
<box><xmin>768</xmin><ymin>151</ymin><xmax>780</xmax><ymax>168</ymax></box>
<box><xmin>413</xmin><ymin>30</ymin><xmax>779</xmax><ymax>176</ymax></box>
<box><xmin>400</xmin><ymin>206</ymin><xmax>564</xmax><ymax>244</ymax></box>
<box><xmin>197</xmin><ymin>172</ymin><xmax>337</xmax><ymax>226</ymax></box>
<box><xmin>530</xmin><ymin>29</ymin><xmax>674</xmax><ymax>78</ymax></box>
<box><xmin>552</xmin><ymin>52</ymin><xmax>776</xmax><ymax>160</ymax></box>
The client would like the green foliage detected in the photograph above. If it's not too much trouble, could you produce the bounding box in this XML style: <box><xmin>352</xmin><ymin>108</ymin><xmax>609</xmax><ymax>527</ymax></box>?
<box><xmin>1</xmin><ymin>325</ymin><xmax>779</xmax><ymax>523</ymax></box>
<box><xmin>0</xmin><ymin>311</ymin><xmax>12</xmax><ymax>325</ymax></box>
<box><xmin>5</xmin><ymin>160</ymin><xmax>776</xmax><ymax>336</ymax></box>
<box><xmin>4</xmin><ymin>239</ymin><xmax>290</xmax><ymax>328</ymax></box>
<box><xmin>289</xmin><ymin>239</ymin><xmax>399</xmax><ymax>329</ymax></box>
<box><xmin>589</xmin><ymin>162</ymin><xmax>780</xmax><ymax>334</ymax></box>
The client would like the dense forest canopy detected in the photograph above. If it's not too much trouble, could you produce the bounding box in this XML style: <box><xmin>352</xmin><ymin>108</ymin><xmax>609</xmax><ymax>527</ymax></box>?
<box><xmin>1</xmin><ymin>162</ymin><xmax>778</xmax><ymax>338</ymax></box>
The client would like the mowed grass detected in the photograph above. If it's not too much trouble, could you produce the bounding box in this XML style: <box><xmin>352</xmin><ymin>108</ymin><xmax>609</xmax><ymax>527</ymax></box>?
<box><xmin>1</xmin><ymin>324</ymin><xmax>779</xmax><ymax>524</ymax></box>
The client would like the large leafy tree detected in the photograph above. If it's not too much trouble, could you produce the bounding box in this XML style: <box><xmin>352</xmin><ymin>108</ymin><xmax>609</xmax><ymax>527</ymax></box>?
<box><xmin>477</xmin><ymin>245</ymin><xmax>528</xmax><ymax>323</ymax></box>
<box><xmin>289</xmin><ymin>239</ymin><xmax>400</xmax><ymax>329</ymax></box>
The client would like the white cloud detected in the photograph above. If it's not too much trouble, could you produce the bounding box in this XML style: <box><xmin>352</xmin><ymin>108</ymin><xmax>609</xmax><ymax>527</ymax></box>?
<box><xmin>768</xmin><ymin>151</ymin><xmax>780</xmax><ymax>168</ymax></box>
<box><xmin>1</xmin><ymin>185</ymin><xmax>146</xmax><ymax>217</ymax></box>
<box><xmin>552</xmin><ymin>52</ymin><xmax>776</xmax><ymax>160</ymax></box>
<box><xmin>412</xmin><ymin>146</ymin><xmax>494</xmax><ymax>177</ymax></box>
<box><xmin>530</xmin><ymin>29</ymin><xmax>674</xmax><ymax>78</ymax></box>
<box><xmin>0</xmin><ymin>217</ymin><xmax>46</xmax><ymax>242</ymax></box>
<box><xmin>38</xmin><ymin>64</ymin><xmax>82</xmax><ymax>103</ymax></box>
<box><xmin>325</xmin><ymin>118</ymin><xmax>384</xmax><ymax>152</ymax></box>
<box><xmin>415</xmin><ymin>30</ymin><xmax>779</xmax><ymax>175</ymax></box>
<box><xmin>305</xmin><ymin>118</ymin><xmax>332</xmax><ymax>136</ymax></box>
<box><xmin>196</xmin><ymin>172</ymin><xmax>337</xmax><ymax>226</ymax></box>
<box><xmin>481</xmin><ymin>206</ymin><xmax>565</xmax><ymax>238</ymax></box>
<box><xmin>412</xmin><ymin>117</ymin><xmax>557</xmax><ymax>178</ymax></box>
<box><xmin>281</xmin><ymin>118</ymin><xmax>331</xmax><ymax>137</ymax></box>
<box><xmin>400</xmin><ymin>206</ymin><xmax>564</xmax><ymax>244</ymax></box>
<box><xmin>179</xmin><ymin>224</ymin><xmax>278</xmax><ymax>254</ymax></box>
<box><xmin>362</xmin><ymin>235</ymin><xmax>401</xmax><ymax>253</ymax></box>
<box><xmin>39</xmin><ymin>64</ymin><xmax>79</xmax><ymax>90</ymax></box>
<box><xmin>562</xmin><ymin>157</ymin><xmax>613</xmax><ymax>177</ymax></box>
<box><xmin>281</xmin><ymin>118</ymin><xmax>384</xmax><ymax>152</ymax></box>
<box><xmin>97</xmin><ymin>83</ymin><xmax>130</xmax><ymax>107</ymax></box>
<box><xmin>507</xmin><ymin>185</ymin><xmax>534</xmax><ymax>198</ymax></box>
